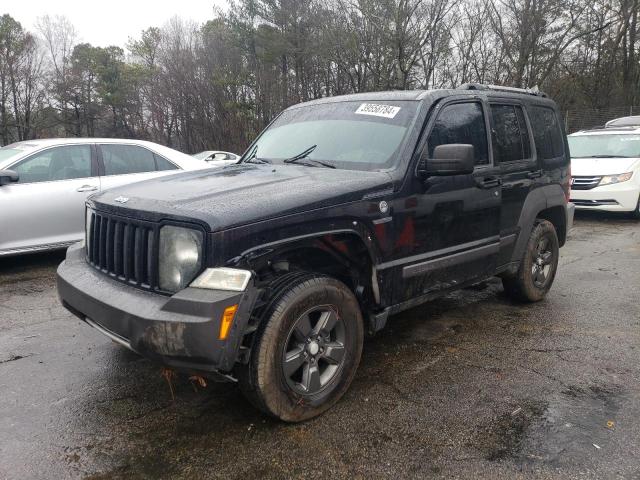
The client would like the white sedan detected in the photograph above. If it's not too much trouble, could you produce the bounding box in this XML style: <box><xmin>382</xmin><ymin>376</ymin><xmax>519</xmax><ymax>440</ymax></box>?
<box><xmin>0</xmin><ymin>138</ymin><xmax>211</xmax><ymax>256</ymax></box>
<box><xmin>192</xmin><ymin>150</ymin><xmax>240</xmax><ymax>165</ymax></box>
<box><xmin>568</xmin><ymin>128</ymin><xmax>640</xmax><ymax>218</ymax></box>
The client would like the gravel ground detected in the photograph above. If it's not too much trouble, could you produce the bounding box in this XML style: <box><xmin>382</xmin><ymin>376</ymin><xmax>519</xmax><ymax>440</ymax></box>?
<box><xmin>1</xmin><ymin>211</ymin><xmax>639</xmax><ymax>479</ymax></box>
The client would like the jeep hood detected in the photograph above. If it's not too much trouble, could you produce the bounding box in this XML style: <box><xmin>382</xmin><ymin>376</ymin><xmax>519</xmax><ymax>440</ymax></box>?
<box><xmin>571</xmin><ymin>156</ymin><xmax>640</xmax><ymax>176</ymax></box>
<box><xmin>92</xmin><ymin>164</ymin><xmax>394</xmax><ymax>230</ymax></box>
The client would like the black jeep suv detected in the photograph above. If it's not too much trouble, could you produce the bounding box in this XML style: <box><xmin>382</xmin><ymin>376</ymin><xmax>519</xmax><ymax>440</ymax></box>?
<box><xmin>57</xmin><ymin>84</ymin><xmax>574</xmax><ymax>421</ymax></box>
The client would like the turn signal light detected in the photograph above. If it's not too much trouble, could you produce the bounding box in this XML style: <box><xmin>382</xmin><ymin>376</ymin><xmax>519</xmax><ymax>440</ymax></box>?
<box><xmin>219</xmin><ymin>305</ymin><xmax>238</xmax><ymax>340</ymax></box>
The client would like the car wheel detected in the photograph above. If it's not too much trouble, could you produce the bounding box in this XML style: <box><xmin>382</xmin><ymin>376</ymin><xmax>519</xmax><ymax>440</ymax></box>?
<box><xmin>631</xmin><ymin>195</ymin><xmax>640</xmax><ymax>220</ymax></box>
<box><xmin>502</xmin><ymin>219</ymin><xmax>559</xmax><ymax>303</ymax></box>
<box><xmin>238</xmin><ymin>274</ymin><xmax>364</xmax><ymax>422</ymax></box>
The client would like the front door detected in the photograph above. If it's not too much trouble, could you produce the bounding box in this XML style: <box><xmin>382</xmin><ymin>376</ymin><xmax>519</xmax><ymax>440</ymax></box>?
<box><xmin>0</xmin><ymin>144</ymin><xmax>98</xmax><ymax>253</ymax></box>
<box><xmin>389</xmin><ymin>99</ymin><xmax>502</xmax><ymax>303</ymax></box>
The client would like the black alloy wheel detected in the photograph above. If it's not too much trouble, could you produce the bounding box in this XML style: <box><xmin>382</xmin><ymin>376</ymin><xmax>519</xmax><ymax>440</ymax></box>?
<box><xmin>237</xmin><ymin>274</ymin><xmax>364</xmax><ymax>422</ymax></box>
<box><xmin>502</xmin><ymin>219</ymin><xmax>559</xmax><ymax>302</ymax></box>
<box><xmin>282</xmin><ymin>306</ymin><xmax>346</xmax><ymax>396</ymax></box>
<box><xmin>531</xmin><ymin>235</ymin><xmax>555</xmax><ymax>288</ymax></box>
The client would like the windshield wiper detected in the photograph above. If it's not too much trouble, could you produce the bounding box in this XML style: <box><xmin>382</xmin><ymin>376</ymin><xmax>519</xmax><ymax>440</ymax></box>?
<box><xmin>587</xmin><ymin>155</ymin><xmax>630</xmax><ymax>158</ymax></box>
<box><xmin>242</xmin><ymin>145</ymin><xmax>271</xmax><ymax>164</ymax></box>
<box><xmin>283</xmin><ymin>145</ymin><xmax>336</xmax><ymax>168</ymax></box>
<box><xmin>284</xmin><ymin>145</ymin><xmax>317</xmax><ymax>163</ymax></box>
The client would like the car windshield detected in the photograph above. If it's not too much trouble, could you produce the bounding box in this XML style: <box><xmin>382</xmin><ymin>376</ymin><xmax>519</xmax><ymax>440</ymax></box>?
<box><xmin>0</xmin><ymin>147</ymin><xmax>23</xmax><ymax>163</ymax></box>
<box><xmin>192</xmin><ymin>151</ymin><xmax>212</xmax><ymax>160</ymax></box>
<box><xmin>243</xmin><ymin>100</ymin><xmax>420</xmax><ymax>171</ymax></box>
<box><xmin>568</xmin><ymin>134</ymin><xmax>640</xmax><ymax>158</ymax></box>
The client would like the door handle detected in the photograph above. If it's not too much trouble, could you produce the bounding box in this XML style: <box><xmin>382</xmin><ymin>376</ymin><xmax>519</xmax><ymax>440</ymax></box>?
<box><xmin>527</xmin><ymin>169</ymin><xmax>543</xmax><ymax>179</ymax></box>
<box><xmin>76</xmin><ymin>185</ymin><xmax>98</xmax><ymax>192</ymax></box>
<box><xmin>475</xmin><ymin>176</ymin><xmax>502</xmax><ymax>189</ymax></box>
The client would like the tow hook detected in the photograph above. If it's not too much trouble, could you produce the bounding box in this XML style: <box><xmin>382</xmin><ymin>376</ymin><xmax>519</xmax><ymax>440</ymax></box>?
<box><xmin>189</xmin><ymin>375</ymin><xmax>208</xmax><ymax>390</ymax></box>
<box><xmin>161</xmin><ymin>368</ymin><xmax>209</xmax><ymax>400</ymax></box>
<box><xmin>161</xmin><ymin>368</ymin><xmax>177</xmax><ymax>401</ymax></box>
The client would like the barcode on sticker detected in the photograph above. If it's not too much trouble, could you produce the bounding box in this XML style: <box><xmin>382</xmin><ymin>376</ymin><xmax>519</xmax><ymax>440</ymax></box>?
<box><xmin>355</xmin><ymin>103</ymin><xmax>401</xmax><ymax>119</ymax></box>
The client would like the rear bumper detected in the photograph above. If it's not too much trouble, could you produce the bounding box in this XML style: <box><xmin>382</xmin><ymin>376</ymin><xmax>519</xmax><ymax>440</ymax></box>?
<box><xmin>56</xmin><ymin>243</ymin><xmax>259</xmax><ymax>379</ymax></box>
<box><xmin>570</xmin><ymin>183</ymin><xmax>640</xmax><ymax>211</ymax></box>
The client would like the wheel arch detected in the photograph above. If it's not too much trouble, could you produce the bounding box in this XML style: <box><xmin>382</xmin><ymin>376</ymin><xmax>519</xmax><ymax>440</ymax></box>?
<box><xmin>235</xmin><ymin>229</ymin><xmax>381</xmax><ymax>312</ymax></box>
<box><xmin>511</xmin><ymin>184</ymin><xmax>568</xmax><ymax>265</ymax></box>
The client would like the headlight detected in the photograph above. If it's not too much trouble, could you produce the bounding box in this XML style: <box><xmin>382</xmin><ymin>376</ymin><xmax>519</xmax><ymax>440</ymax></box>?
<box><xmin>85</xmin><ymin>207</ymin><xmax>93</xmax><ymax>251</ymax></box>
<box><xmin>599</xmin><ymin>172</ymin><xmax>633</xmax><ymax>186</ymax></box>
<box><xmin>159</xmin><ymin>226</ymin><xmax>203</xmax><ymax>292</ymax></box>
<box><xmin>190</xmin><ymin>267</ymin><xmax>252</xmax><ymax>291</ymax></box>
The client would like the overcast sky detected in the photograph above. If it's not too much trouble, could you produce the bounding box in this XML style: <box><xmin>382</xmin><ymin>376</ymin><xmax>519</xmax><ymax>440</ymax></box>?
<box><xmin>5</xmin><ymin>0</ymin><xmax>229</xmax><ymax>48</ymax></box>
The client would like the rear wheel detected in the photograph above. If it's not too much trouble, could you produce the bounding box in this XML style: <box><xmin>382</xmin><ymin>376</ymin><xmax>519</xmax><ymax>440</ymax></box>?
<box><xmin>238</xmin><ymin>274</ymin><xmax>363</xmax><ymax>422</ymax></box>
<box><xmin>502</xmin><ymin>219</ymin><xmax>559</xmax><ymax>302</ymax></box>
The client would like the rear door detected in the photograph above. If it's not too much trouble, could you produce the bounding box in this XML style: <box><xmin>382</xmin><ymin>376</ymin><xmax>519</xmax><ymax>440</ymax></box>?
<box><xmin>487</xmin><ymin>100</ymin><xmax>538</xmax><ymax>265</ymax></box>
<box><xmin>97</xmin><ymin>143</ymin><xmax>179</xmax><ymax>192</ymax></box>
<box><xmin>0</xmin><ymin>144</ymin><xmax>98</xmax><ymax>253</ymax></box>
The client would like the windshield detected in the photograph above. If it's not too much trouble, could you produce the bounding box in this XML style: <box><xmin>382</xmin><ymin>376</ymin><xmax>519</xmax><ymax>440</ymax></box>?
<box><xmin>0</xmin><ymin>147</ymin><xmax>23</xmax><ymax>163</ymax></box>
<box><xmin>192</xmin><ymin>151</ymin><xmax>212</xmax><ymax>160</ymax></box>
<box><xmin>568</xmin><ymin>134</ymin><xmax>640</xmax><ymax>158</ymax></box>
<box><xmin>243</xmin><ymin>100</ymin><xmax>419</xmax><ymax>171</ymax></box>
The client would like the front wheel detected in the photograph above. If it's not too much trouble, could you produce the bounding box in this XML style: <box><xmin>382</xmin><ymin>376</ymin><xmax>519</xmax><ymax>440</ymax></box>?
<box><xmin>238</xmin><ymin>274</ymin><xmax>364</xmax><ymax>422</ymax></box>
<box><xmin>631</xmin><ymin>195</ymin><xmax>640</xmax><ymax>220</ymax></box>
<box><xmin>502</xmin><ymin>219</ymin><xmax>559</xmax><ymax>302</ymax></box>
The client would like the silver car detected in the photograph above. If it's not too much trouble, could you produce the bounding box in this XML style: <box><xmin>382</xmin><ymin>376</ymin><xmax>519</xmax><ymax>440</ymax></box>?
<box><xmin>0</xmin><ymin>138</ymin><xmax>211</xmax><ymax>256</ymax></box>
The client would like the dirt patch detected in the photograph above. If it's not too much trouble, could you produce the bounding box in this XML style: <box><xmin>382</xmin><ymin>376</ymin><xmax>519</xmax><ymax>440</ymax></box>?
<box><xmin>475</xmin><ymin>400</ymin><xmax>547</xmax><ymax>461</ymax></box>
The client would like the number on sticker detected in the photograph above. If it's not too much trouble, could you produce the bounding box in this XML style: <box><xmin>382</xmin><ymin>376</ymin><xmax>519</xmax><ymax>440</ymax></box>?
<box><xmin>355</xmin><ymin>103</ymin><xmax>401</xmax><ymax>119</ymax></box>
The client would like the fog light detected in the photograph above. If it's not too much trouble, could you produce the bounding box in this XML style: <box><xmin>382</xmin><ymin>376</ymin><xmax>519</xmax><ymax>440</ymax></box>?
<box><xmin>219</xmin><ymin>305</ymin><xmax>238</xmax><ymax>340</ymax></box>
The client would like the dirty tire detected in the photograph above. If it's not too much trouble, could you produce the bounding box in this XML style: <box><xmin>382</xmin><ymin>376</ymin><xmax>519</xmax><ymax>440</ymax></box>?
<box><xmin>502</xmin><ymin>219</ymin><xmax>559</xmax><ymax>303</ymax></box>
<box><xmin>238</xmin><ymin>275</ymin><xmax>363</xmax><ymax>422</ymax></box>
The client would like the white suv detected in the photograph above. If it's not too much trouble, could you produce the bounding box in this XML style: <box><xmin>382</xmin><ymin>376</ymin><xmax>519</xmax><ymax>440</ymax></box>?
<box><xmin>568</xmin><ymin>127</ymin><xmax>640</xmax><ymax>218</ymax></box>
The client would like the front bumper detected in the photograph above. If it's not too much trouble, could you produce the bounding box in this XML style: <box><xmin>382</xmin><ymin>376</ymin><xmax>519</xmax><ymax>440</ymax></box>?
<box><xmin>57</xmin><ymin>243</ymin><xmax>259</xmax><ymax>379</ymax></box>
<box><xmin>570</xmin><ymin>182</ymin><xmax>640</xmax><ymax>211</ymax></box>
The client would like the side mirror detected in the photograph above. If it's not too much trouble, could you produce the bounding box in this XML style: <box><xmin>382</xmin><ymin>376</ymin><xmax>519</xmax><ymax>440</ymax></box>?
<box><xmin>0</xmin><ymin>169</ymin><xmax>18</xmax><ymax>186</ymax></box>
<box><xmin>418</xmin><ymin>144</ymin><xmax>475</xmax><ymax>177</ymax></box>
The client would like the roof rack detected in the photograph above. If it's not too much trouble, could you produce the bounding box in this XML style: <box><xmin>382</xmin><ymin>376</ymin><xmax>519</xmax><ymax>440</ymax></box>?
<box><xmin>457</xmin><ymin>83</ymin><xmax>548</xmax><ymax>98</ymax></box>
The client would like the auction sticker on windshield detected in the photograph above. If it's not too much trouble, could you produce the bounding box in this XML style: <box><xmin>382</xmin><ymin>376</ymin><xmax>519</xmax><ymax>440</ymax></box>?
<box><xmin>355</xmin><ymin>103</ymin><xmax>401</xmax><ymax>119</ymax></box>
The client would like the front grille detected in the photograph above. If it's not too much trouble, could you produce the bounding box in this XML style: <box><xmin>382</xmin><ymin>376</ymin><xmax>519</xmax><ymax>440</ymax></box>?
<box><xmin>571</xmin><ymin>176</ymin><xmax>601</xmax><ymax>190</ymax></box>
<box><xmin>87</xmin><ymin>210</ymin><xmax>159</xmax><ymax>291</ymax></box>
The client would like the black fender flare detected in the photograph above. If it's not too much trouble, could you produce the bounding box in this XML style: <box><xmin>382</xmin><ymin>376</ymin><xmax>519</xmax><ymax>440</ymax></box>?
<box><xmin>228</xmin><ymin>222</ymin><xmax>383</xmax><ymax>302</ymax></box>
<box><xmin>233</xmin><ymin>226</ymin><xmax>381</xmax><ymax>266</ymax></box>
<box><xmin>511</xmin><ymin>184</ymin><xmax>567</xmax><ymax>264</ymax></box>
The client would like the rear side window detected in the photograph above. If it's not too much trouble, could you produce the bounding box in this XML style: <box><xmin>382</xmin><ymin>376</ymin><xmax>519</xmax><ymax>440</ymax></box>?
<box><xmin>489</xmin><ymin>104</ymin><xmax>532</xmax><ymax>163</ymax></box>
<box><xmin>154</xmin><ymin>154</ymin><xmax>179</xmax><ymax>171</ymax></box>
<box><xmin>428</xmin><ymin>102</ymin><xmax>489</xmax><ymax>165</ymax></box>
<box><xmin>528</xmin><ymin>106</ymin><xmax>564</xmax><ymax>160</ymax></box>
<box><xmin>100</xmin><ymin>144</ymin><xmax>156</xmax><ymax>175</ymax></box>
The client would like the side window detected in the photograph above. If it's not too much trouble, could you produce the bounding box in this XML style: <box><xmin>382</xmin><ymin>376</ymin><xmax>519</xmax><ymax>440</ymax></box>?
<box><xmin>528</xmin><ymin>106</ymin><xmax>564</xmax><ymax>160</ymax></box>
<box><xmin>100</xmin><ymin>144</ymin><xmax>156</xmax><ymax>175</ymax></box>
<box><xmin>12</xmin><ymin>145</ymin><xmax>92</xmax><ymax>184</ymax></box>
<box><xmin>428</xmin><ymin>102</ymin><xmax>489</xmax><ymax>165</ymax></box>
<box><xmin>489</xmin><ymin>104</ymin><xmax>532</xmax><ymax>163</ymax></box>
<box><xmin>154</xmin><ymin>154</ymin><xmax>179</xmax><ymax>171</ymax></box>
